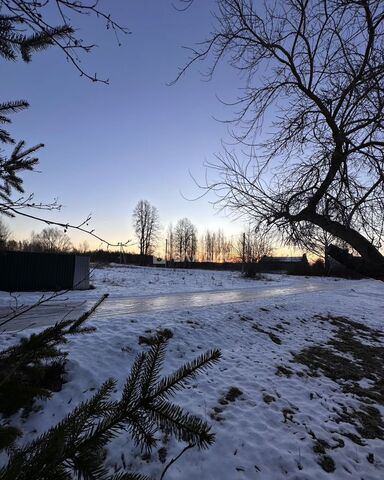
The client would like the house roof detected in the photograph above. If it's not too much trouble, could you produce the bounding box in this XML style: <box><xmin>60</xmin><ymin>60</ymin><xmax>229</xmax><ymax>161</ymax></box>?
<box><xmin>260</xmin><ymin>256</ymin><xmax>304</xmax><ymax>263</ymax></box>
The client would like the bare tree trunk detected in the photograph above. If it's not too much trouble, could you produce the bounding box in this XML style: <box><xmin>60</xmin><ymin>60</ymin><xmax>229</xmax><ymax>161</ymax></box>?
<box><xmin>179</xmin><ymin>0</ymin><xmax>384</xmax><ymax>280</ymax></box>
<box><xmin>300</xmin><ymin>211</ymin><xmax>384</xmax><ymax>278</ymax></box>
<box><xmin>326</xmin><ymin>245</ymin><xmax>384</xmax><ymax>280</ymax></box>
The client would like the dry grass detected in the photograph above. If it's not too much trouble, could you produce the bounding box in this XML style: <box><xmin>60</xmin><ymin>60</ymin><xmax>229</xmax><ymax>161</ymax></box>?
<box><xmin>292</xmin><ymin>315</ymin><xmax>384</xmax><ymax>444</ymax></box>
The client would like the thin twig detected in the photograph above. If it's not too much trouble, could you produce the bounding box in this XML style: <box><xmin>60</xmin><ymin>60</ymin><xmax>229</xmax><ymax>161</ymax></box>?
<box><xmin>4</xmin><ymin>206</ymin><xmax>131</xmax><ymax>247</ymax></box>
<box><xmin>160</xmin><ymin>444</ymin><xmax>195</xmax><ymax>480</ymax></box>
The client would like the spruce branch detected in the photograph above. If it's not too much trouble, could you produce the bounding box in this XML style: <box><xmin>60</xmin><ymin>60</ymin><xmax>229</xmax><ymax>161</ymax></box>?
<box><xmin>0</xmin><ymin>295</ymin><xmax>104</xmax><ymax>418</ymax></box>
<box><xmin>0</xmin><ymin>141</ymin><xmax>43</xmax><ymax>203</ymax></box>
<box><xmin>0</xmin><ymin>4</ymin><xmax>131</xmax><ymax>248</ymax></box>
<box><xmin>122</xmin><ymin>352</ymin><xmax>147</xmax><ymax>408</ymax></box>
<box><xmin>140</xmin><ymin>339</ymin><xmax>168</xmax><ymax>398</ymax></box>
<box><xmin>20</xmin><ymin>25</ymin><xmax>74</xmax><ymax>62</ymax></box>
<box><xmin>0</xmin><ymin>339</ymin><xmax>221</xmax><ymax>479</ymax></box>
<box><xmin>151</xmin><ymin>348</ymin><xmax>222</xmax><ymax>400</ymax></box>
<box><xmin>0</xmin><ymin>100</ymin><xmax>29</xmax><ymax>116</ymax></box>
<box><xmin>107</xmin><ymin>474</ymin><xmax>151</xmax><ymax>480</ymax></box>
<box><xmin>0</xmin><ymin>0</ymin><xmax>129</xmax><ymax>83</ymax></box>
<box><xmin>0</xmin><ymin>101</ymin><xmax>29</xmax><ymax>143</ymax></box>
<box><xmin>0</xmin><ymin>425</ymin><xmax>21</xmax><ymax>451</ymax></box>
<box><xmin>148</xmin><ymin>400</ymin><xmax>214</xmax><ymax>449</ymax></box>
<box><xmin>123</xmin><ymin>410</ymin><xmax>157</xmax><ymax>452</ymax></box>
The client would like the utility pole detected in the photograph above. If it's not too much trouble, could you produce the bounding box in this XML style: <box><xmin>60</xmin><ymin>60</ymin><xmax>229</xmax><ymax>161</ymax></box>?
<box><xmin>241</xmin><ymin>232</ymin><xmax>246</xmax><ymax>274</ymax></box>
<box><xmin>165</xmin><ymin>238</ymin><xmax>168</xmax><ymax>268</ymax></box>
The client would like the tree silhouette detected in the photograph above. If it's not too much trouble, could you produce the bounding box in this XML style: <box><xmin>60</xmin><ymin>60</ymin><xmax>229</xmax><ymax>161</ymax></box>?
<box><xmin>30</xmin><ymin>227</ymin><xmax>72</xmax><ymax>253</ymax></box>
<box><xmin>0</xmin><ymin>218</ymin><xmax>11</xmax><ymax>250</ymax></box>
<box><xmin>174</xmin><ymin>218</ymin><xmax>197</xmax><ymax>264</ymax></box>
<box><xmin>178</xmin><ymin>0</ymin><xmax>384</xmax><ymax>277</ymax></box>
<box><xmin>132</xmin><ymin>200</ymin><xmax>160</xmax><ymax>262</ymax></box>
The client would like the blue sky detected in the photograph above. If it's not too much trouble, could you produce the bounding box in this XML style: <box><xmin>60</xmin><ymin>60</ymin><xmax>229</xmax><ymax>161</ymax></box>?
<box><xmin>3</xmin><ymin>1</ymin><xmax>277</xmax><ymax>251</ymax></box>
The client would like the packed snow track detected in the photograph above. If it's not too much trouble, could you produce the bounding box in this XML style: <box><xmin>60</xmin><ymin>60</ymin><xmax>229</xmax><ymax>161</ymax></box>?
<box><xmin>1</xmin><ymin>282</ymin><xmax>335</xmax><ymax>332</ymax></box>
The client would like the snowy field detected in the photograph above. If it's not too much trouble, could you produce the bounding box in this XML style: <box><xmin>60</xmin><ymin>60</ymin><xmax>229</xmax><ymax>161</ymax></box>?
<box><xmin>0</xmin><ymin>263</ymin><xmax>288</xmax><ymax>308</ymax></box>
<box><xmin>1</xmin><ymin>265</ymin><xmax>383</xmax><ymax>479</ymax></box>
<box><xmin>91</xmin><ymin>263</ymin><xmax>270</xmax><ymax>296</ymax></box>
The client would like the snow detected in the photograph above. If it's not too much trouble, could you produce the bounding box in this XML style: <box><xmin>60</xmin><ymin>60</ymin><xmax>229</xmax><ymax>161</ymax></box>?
<box><xmin>0</xmin><ymin>264</ymin><xmax>283</xmax><ymax>308</ymax></box>
<box><xmin>1</xmin><ymin>265</ymin><xmax>383</xmax><ymax>479</ymax></box>
<box><xmin>92</xmin><ymin>263</ymin><xmax>277</xmax><ymax>296</ymax></box>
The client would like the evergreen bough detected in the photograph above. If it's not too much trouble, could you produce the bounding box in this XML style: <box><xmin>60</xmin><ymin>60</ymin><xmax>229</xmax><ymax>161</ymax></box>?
<box><xmin>0</xmin><ymin>13</ymin><xmax>73</xmax><ymax>214</ymax></box>
<box><xmin>0</xmin><ymin>311</ymin><xmax>96</xmax><ymax>417</ymax></box>
<box><xmin>0</xmin><ymin>334</ymin><xmax>221</xmax><ymax>480</ymax></box>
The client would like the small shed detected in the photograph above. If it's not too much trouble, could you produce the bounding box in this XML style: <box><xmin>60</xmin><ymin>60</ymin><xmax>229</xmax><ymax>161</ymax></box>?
<box><xmin>153</xmin><ymin>256</ymin><xmax>166</xmax><ymax>266</ymax></box>
<box><xmin>0</xmin><ymin>251</ymin><xmax>90</xmax><ymax>292</ymax></box>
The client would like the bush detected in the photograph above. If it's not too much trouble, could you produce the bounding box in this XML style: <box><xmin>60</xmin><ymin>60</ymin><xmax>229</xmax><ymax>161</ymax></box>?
<box><xmin>311</xmin><ymin>259</ymin><xmax>325</xmax><ymax>276</ymax></box>
<box><xmin>242</xmin><ymin>263</ymin><xmax>262</xmax><ymax>279</ymax></box>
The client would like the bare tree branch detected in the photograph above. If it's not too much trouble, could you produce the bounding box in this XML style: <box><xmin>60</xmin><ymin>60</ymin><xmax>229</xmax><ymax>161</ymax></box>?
<box><xmin>177</xmin><ymin>0</ymin><xmax>384</xmax><ymax>276</ymax></box>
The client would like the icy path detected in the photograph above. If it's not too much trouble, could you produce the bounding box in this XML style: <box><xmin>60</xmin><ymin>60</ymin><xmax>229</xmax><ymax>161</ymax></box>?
<box><xmin>0</xmin><ymin>301</ymin><xmax>90</xmax><ymax>332</ymax></box>
<box><xmin>1</xmin><ymin>281</ymin><xmax>334</xmax><ymax>331</ymax></box>
<box><xmin>92</xmin><ymin>282</ymin><xmax>327</xmax><ymax>318</ymax></box>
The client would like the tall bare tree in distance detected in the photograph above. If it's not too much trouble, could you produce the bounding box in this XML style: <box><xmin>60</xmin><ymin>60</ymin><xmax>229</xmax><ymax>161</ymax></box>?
<box><xmin>237</xmin><ymin>226</ymin><xmax>273</xmax><ymax>264</ymax></box>
<box><xmin>178</xmin><ymin>0</ymin><xmax>384</xmax><ymax>278</ymax></box>
<box><xmin>166</xmin><ymin>223</ymin><xmax>175</xmax><ymax>261</ymax></box>
<box><xmin>30</xmin><ymin>227</ymin><xmax>72</xmax><ymax>253</ymax></box>
<box><xmin>132</xmin><ymin>200</ymin><xmax>160</xmax><ymax>262</ymax></box>
<box><xmin>0</xmin><ymin>218</ymin><xmax>11</xmax><ymax>249</ymax></box>
<box><xmin>174</xmin><ymin>217</ymin><xmax>198</xmax><ymax>264</ymax></box>
<box><xmin>200</xmin><ymin>229</ymin><xmax>233</xmax><ymax>262</ymax></box>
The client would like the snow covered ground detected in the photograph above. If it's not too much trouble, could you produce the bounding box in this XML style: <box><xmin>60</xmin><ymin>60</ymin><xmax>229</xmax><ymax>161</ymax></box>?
<box><xmin>1</xmin><ymin>265</ymin><xmax>383</xmax><ymax>479</ymax></box>
<box><xmin>0</xmin><ymin>263</ymin><xmax>288</xmax><ymax>308</ymax></box>
<box><xmin>91</xmin><ymin>263</ymin><xmax>268</xmax><ymax>296</ymax></box>
<box><xmin>0</xmin><ymin>264</ymin><xmax>275</xmax><ymax>309</ymax></box>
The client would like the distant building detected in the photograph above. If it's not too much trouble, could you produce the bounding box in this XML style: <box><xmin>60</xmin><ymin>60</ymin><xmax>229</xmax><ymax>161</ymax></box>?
<box><xmin>258</xmin><ymin>254</ymin><xmax>309</xmax><ymax>273</ymax></box>
<box><xmin>153</xmin><ymin>256</ymin><xmax>166</xmax><ymax>266</ymax></box>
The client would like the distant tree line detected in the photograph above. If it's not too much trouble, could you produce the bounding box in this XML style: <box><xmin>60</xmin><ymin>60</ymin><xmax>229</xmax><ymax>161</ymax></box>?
<box><xmin>1</xmin><ymin>215</ymin><xmax>275</xmax><ymax>264</ymax></box>
<box><xmin>0</xmin><ymin>221</ymin><xmax>73</xmax><ymax>253</ymax></box>
<box><xmin>166</xmin><ymin>221</ymin><xmax>273</xmax><ymax>264</ymax></box>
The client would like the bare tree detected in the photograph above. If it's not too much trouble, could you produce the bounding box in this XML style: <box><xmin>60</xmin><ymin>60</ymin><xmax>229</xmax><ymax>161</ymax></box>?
<box><xmin>200</xmin><ymin>230</ymin><xmax>215</xmax><ymax>261</ymax></box>
<box><xmin>174</xmin><ymin>218</ymin><xmax>198</xmax><ymax>263</ymax></box>
<box><xmin>237</xmin><ymin>226</ymin><xmax>273</xmax><ymax>263</ymax></box>
<box><xmin>30</xmin><ymin>227</ymin><xmax>72</xmax><ymax>253</ymax></box>
<box><xmin>214</xmin><ymin>229</ymin><xmax>233</xmax><ymax>262</ymax></box>
<box><xmin>0</xmin><ymin>218</ymin><xmax>11</xmax><ymax>249</ymax></box>
<box><xmin>132</xmin><ymin>200</ymin><xmax>160</xmax><ymax>260</ymax></box>
<box><xmin>166</xmin><ymin>223</ymin><xmax>175</xmax><ymax>262</ymax></box>
<box><xmin>178</xmin><ymin>0</ymin><xmax>384</xmax><ymax>278</ymax></box>
<box><xmin>200</xmin><ymin>229</ymin><xmax>233</xmax><ymax>262</ymax></box>
<box><xmin>77</xmin><ymin>240</ymin><xmax>90</xmax><ymax>254</ymax></box>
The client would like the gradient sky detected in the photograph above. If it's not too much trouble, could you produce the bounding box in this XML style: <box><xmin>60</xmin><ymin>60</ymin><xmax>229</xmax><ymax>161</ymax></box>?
<box><xmin>3</xmin><ymin>1</ymin><xmax>295</xmax><ymax>254</ymax></box>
